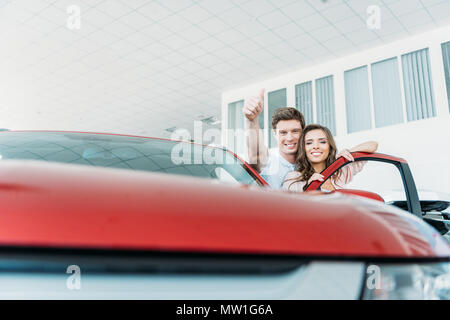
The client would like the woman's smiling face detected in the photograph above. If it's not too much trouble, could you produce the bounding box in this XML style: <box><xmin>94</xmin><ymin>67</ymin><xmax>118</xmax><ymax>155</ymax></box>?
<box><xmin>304</xmin><ymin>129</ymin><xmax>330</xmax><ymax>164</ymax></box>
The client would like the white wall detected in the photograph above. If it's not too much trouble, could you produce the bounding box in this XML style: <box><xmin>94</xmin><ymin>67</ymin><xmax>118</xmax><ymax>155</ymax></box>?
<box><xmin>222</xmin><ymin>25</ymin><xmax>450</xmax><ymax>194</ymax></box>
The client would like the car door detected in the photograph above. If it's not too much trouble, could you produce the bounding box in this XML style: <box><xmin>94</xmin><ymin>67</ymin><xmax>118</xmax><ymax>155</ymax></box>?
<box><xmin>304</xmin><ymin>152</ymin><xmax>422</xmax><ymax>218</ymax></box>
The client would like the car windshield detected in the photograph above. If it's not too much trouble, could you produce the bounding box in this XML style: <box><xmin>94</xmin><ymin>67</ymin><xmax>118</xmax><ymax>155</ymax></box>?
<box><xmin>0</xmin><ymin>131</ymin><xmax>260</xmax><ymax>186</ymax></box>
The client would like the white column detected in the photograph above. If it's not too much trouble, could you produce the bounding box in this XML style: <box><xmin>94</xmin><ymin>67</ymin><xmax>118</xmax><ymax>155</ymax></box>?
<box><xmin>286</xmin><ymin>83</ymin><xmax>295</xmax><ymax>108</ymax></box>
<box><xmin>334</xmin><ymin>71</ymin><xmax>347</xmax><ymax>137</ymax></box>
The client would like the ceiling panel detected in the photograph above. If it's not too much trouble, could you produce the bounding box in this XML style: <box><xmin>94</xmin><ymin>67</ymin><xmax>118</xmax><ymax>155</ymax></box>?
<box><xmin>0</xmin><ymin>0</ymin><xmax>448</xmax><ymax>138</ymax></box>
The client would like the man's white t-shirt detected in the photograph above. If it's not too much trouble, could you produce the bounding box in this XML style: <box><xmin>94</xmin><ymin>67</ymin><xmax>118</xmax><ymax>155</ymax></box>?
<box><xmin>259</xmin><ymin>148</ymin><xmax>296</xmax><ymax>189</ymax></box>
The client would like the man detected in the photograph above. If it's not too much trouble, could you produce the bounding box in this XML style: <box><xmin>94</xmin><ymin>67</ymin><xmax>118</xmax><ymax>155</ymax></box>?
<box><xmin>243</xmin><ymin>89</ymin><xmax>305</xmax><ymax>189</ymax></box>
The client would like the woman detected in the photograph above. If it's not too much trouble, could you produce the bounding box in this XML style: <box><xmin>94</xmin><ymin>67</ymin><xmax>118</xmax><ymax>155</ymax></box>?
<box><xmin>283</xmin><ymin>124</ymin><xmax>378</xmax><ymax>192</ymax></box>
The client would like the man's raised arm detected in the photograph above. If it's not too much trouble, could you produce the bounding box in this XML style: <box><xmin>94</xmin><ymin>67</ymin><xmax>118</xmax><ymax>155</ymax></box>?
<box><xmin>242</xmin><ymin>89</ymin><xmax>268</xmax><ymax>172</ymax></box>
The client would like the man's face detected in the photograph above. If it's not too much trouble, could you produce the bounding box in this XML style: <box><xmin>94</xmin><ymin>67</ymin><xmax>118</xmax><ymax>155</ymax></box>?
<box><xmin>274</xmin><ymin>120</ymin><xmax>302</xmax><ymax>156</ymax></box>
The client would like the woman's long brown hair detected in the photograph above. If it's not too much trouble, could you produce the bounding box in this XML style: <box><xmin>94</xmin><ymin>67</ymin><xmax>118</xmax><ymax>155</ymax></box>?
<box><xmin>287</xmin><ymin>124</ymin><xmax>340</xmax><ymax>191</ymax></box>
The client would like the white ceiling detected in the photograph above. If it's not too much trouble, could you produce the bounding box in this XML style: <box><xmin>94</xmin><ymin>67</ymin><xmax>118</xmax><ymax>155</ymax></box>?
<box><xmin>0</xmin><ymin>0</ymin><xmax>449</xmax><ymax>138</ymax></box>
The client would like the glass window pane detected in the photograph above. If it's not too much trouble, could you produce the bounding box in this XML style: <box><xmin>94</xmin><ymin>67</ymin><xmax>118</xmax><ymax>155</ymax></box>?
<box><xmin>371</xmin><ymin>57</ymin><xmax>404</xmax><ymax>127</ymax></box>
<box><xmin>268</xmin><ymin>88</ymin><xmax>287</xmax><ymax>148</ymax></box>
<box><xmin>0</xmin><ymin>132</ymin><xmax>258</xmax><ymax>185</ymax></box>
<box><xmin>344</xmin><ymin>66</ymin><xmax>372</xmax><ymax>133</ymax></box>
<box><xmin>259</xmin><ymin>96</ymin><xmax>265</xmax><ymax>130</ymax></box>
<box><xmin>315</xmin><ymin>76</ymin><xmax>336</xmax><ymax>135</ymax></box>
<box><xmin>441</xmin><ymin>41</ymin><xmax>450</xmax><ymax>112</ymax></box>
<box><xmin>401</xmin><ymin>48</ymin><xmax>436</xmax><ymax>121</ymax></box>
<box><xmin>227</xmin><ymin>100</ymin><xmax>245</xmax><ymax>155</ymax></box>
<box><xmin>227</xmin><ymin>101</ymin><xmax>236</xmax><ymax>131</ymax></box>
<box><xmin>295</xmin><ymin>81</ymin><xmax>313</xmax><ymax>125</ymax></box>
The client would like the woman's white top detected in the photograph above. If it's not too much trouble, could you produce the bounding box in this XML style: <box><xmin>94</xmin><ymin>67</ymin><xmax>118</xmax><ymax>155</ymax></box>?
<box><xmin>282</xmin><ymin>161</ymin><xmax>366</xmax><ymax>192</ymax></box>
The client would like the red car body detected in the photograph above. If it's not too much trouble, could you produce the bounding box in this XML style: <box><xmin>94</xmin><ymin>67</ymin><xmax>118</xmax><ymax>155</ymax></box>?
<box><xmin>0</xmin><ymin>134</ymin><xmax>448</xmax><ymax>259</ymax></box>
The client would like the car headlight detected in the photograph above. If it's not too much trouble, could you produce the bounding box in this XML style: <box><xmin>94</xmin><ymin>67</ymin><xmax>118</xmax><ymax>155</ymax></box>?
<box><xmin>362</xmin><ymin>262</ymin><xmax>450</xmax><ymax>300</ymax></box>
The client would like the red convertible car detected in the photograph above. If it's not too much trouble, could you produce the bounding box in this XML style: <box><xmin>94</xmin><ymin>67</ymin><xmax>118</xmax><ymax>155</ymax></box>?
<box><xmin>0</xmin><ymin>130</ymin><xmax>448</xmax><ymax>299</ymax></box>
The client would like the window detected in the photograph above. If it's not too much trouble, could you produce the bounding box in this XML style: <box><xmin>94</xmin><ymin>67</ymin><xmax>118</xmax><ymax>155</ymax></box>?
<box><xmin>371</xmin><ymin>57</ymin><xmax>404</xmax><ymax>128</ymax></box>
<box><xmin>344</xmin><ymin>66</ymin><xmax>372</xmax><ymax>133</ymax></box>
<box><xmin>258</xmin><ymin>96</ymin><xmax>265</xmax><ymax>130</ymax></box>
<box><xmin>295</xmin><ymin>81</ymin><xmax>313</xmax><ymax>125</ymax></box>
<box><xmin>0</xmin><ymin>132</ymin><xmax>259</xmax><ymax>185</ymax></box>
<box><xmin>315</xmin><ymin>75</ymin><xmax>336</xmax><ymax>135</ymax></box>
<box><xmin>227</xmin><ymin>100</ymin><xmax>245</xmax><ymax>155</ymax></box>
<box><xmin>441</xmin><ymin>41</ymin><xmax>450</xmax><ymax>112</ymax></box>
<box><xmin>268</xmin><ymin>88</ymin><xmax>287</xmax><ymax>148</ymax></box>
<box><xmin>344</xmin><ymin>161</ymin><xmax>406</xmax><ymax>204</ymax></box>
<box><xmin>401</xmin><ymin>48</ymin><xmax>436</xmax><ymax>121</ymax></box>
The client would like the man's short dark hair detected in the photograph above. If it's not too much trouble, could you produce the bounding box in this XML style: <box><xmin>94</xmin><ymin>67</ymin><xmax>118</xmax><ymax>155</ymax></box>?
<box><xmin>271</xmin><ymin>107</ymin><xmax>305</xmax><ymax>130</ymax></box>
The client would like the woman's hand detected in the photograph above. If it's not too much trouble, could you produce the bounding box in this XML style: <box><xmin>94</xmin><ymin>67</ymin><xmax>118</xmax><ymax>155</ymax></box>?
<box><xmin>337</xmin><ymin>148</ymin><xmax>354</xmax><ymax>162</ymax></box>
<box><xmin>308</xmin><ymin>173</ymin><xmax>324</xmax><ymax>184</ymax></box>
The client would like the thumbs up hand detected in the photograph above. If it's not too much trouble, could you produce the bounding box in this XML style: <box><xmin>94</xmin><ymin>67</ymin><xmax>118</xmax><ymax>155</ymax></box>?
<box><xmin>243</xmin><ymin>89</ymin><xmax>264</xmax><ymax>121</ymax></box>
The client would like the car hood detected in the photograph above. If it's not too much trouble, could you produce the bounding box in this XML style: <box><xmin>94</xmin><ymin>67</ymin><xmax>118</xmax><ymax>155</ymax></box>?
<box><xmin>0</xmin><ymin>160</ymin><xmax>448</xmax><ymax>258</ymax></box>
